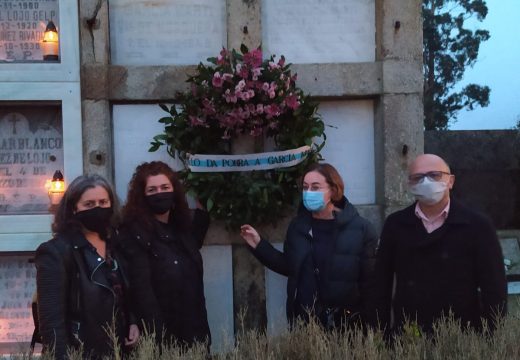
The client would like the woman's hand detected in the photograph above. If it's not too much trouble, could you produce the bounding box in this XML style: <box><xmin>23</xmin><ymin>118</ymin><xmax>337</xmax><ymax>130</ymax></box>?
<box><xmin>125</xmin><ymin>324</ymin><xmax>140</xmax><ymax>346</ymax></box>
<box><xmin>240</xmin><ymin>225</ymin><xmax>261</xmax><ymax>249</ymax></box>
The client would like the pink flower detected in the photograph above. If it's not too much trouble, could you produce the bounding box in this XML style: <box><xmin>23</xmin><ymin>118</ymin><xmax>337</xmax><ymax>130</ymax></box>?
<box><xmin>264</xmin><ymin>104</ymin><xmax>281</xmax><ymax>119</ymax></box>
<box><xmin>268</xmin><ymin>61</ymin><xmax>280</xmax><ymax>70</ymax></box>
<box><xmin>212</xmin><ymin>72</ymin><xmax>224</xmax><ymax>88</ymax></box>
<box><xmin>235</xmin><ymin>79</ymin><xmax>246</xmax><ymax>92</ymax></box>
<box><xmin>262</xmin><ymin>82</ymin><xmax>270</xmax><ymax>92</ymax></box>
<box><xmin>223</xmin><ymin>89</ymin><xmax>237</xmax><ymax>103</ymax></box>
<box><xmin>256</xmin><ymin>104</ymin><xmax>264</xmax><ymax>114</ymax></box>
<box><xmin>217</xmin><ymin>48</ymin><xmax>229</xmax><ymax>65</ymax></box>
<box><xmin>278</xmin><ymin>55</ymin><xmax>285</xmax><ymax>67</ymax></box>
<box><xmin>189</xmin><ymin>115</ymin><xmax>206</xmax><ymax>127</ymax></box>
<box><xmin>202</xmin><ymin>98</ymin><xmax>216</xmax><ymax>115</ymax></box>
<box><xmin>285</xmin><ymin>93</ymin><xmax>300</xmax><ymax>110</ymax></box>
<box><xmin>239</xmin><ymin>65</ymin><xmax>249</xmax><ymax>79</ymax></box>
<box><xmin>222</xmin><ymin>73</ymin><xmax>234</xmax><ymax>82</ymax></box>
<box><xmin>244</xmin><ymin>48</ymin><xmax>263</xmax><ymax>68</ymax></box>
<box><xmin>251</xmin><ymin>67</ymin><xmax>263</xmax><ymax>80</ymax></box>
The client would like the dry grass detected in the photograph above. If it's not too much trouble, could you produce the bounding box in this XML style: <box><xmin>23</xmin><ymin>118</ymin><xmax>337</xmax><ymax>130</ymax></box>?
<box><xmin>10</xmin><ymin>307</ymin><xmax>520</xmax><ymax>359</ymax></box>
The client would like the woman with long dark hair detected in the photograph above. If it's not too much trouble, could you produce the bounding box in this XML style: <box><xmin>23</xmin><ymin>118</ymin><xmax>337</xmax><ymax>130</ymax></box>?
<box><xmin>240</xmin><ymin>163</ymin><xmax>378</xmax><ymax>329</ymax></box>
<box><xmin>120</xmin><ymin>161</ymin><xmax>210</xmax><ymax>349</ymax></box>
<box><xmin>35</xmin><ymin>174</ymin><xmax>139</xmax><ymax>359</ymax></box>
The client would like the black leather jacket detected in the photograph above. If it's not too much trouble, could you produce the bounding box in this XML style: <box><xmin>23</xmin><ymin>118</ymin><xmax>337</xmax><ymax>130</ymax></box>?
<box><xmin>35</xmin><ymin>231</ymin><xmax>135</xmax><ymax>359</ymax></box>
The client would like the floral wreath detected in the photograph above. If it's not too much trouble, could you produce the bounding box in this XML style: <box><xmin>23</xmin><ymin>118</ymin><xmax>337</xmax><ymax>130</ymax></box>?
<box><xmin>151</xmin><ymin>45</ymin><xmax>326</xmax><ymax>228</ymax></box>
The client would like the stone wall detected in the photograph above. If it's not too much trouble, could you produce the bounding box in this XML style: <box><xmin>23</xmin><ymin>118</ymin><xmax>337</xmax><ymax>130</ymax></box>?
<box><xmin>425</xmin><ymin>130</ymin><xmax>520</xmax><ymax>229</ymax></box>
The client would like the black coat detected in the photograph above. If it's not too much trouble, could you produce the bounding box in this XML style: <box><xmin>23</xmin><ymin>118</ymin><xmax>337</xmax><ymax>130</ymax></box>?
<box><xmin>370</xmin><ymin>199</ymin><xmax>507</xmax><ymax>333</ymax></box>
<box><xmin>251</xmin><ymin>198</ymin><xmax>378</xmax><ymax>324</ymax></box>
<box><xmin>119</xmin><ymin>209</ymin><xmax>211</xmax><ymax>346</ymax></box>
<box><xmin>35</xmin><ymin>232</ymin><xmax>134</xmax><ymax>360</ymax></box>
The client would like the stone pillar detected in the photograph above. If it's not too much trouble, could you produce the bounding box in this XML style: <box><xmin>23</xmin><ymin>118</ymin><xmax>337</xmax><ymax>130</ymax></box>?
<box><xmin>227</xmin><ymin>0</ymin><xmax>262</xmax><ymax>50</ymax></box>
<box><xmin>375</xmin><ymin>0</ymin><xmax>424</xmax><ymax>217</ymax></box>
<box><xmin>79</xmin><ymin>0</ymin><xmax>113</xmax><ymax>181</ymax></box>
<box><xmin>226</xmin><ymin>0</ymin><xmax>267</xmax><ymax>333</ymax></box>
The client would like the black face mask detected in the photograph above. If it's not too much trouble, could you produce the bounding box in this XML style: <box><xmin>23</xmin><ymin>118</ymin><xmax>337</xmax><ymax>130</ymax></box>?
<box><xmin>74</xmin><ymin>206</ymin><xmax>113</xmax><ymax>237</ymax></box>
<box><xmin>146</xmin><ymin>192</ymin><xmax>175</xmax><ymax>215</ymax></box>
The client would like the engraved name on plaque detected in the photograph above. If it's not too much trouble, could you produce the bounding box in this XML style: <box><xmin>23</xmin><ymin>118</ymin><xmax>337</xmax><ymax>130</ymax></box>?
<box><xmin>0</xmin><ymin>0</ymin><xmax>60</xmax><ymax>62</ymax></box>
<box><xmin>109</xmin><ymin>0</ymin><xmax>226</xmax><ymax>65</ymax></box>
<box><xmin>262</xmin><ymin>0</ymin><xmax>375</xmax><ymax>63</ymax></box>
<box><xmin>0</xmin><ymin>104</ymin><xmax>64</xmax><ymax>215</ymax></box>
<box><xmin>0</xmin><ymin>256</ymin><xmax>36</xmax><ymax>349</ymax></box>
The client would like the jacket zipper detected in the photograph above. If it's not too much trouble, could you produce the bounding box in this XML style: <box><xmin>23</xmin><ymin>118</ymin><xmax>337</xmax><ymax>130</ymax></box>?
<box><xmin>90</xmin><ymin>260</ymin><xmax>116</xmax><ymax>298</ymax></box>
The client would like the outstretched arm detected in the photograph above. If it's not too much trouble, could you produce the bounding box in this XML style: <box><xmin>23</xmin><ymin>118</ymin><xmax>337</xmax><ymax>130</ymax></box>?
<box><xmin>240</xmin><ymin>225</ymin><xmax>289</xmax><ymax>276</ymax></box>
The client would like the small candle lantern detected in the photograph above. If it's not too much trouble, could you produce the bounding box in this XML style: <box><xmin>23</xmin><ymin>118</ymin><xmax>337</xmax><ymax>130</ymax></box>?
<box><xmin>42</xmin><ymin>20</ymin><xmax>59</xmax><ymax>61</ymax></box>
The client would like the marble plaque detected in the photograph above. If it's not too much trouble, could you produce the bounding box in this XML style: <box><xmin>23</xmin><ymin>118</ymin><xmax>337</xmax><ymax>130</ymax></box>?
<box><xmin>318</xmin><ymin>100</ymin><xmax>375</xmax><ymax>204</ymax></box>
<box><xmin>0</xmin><ymin>104</ymin><xmax>64</xmax><ymax>215</ymax></box>
<box><xmin>109</xmin><ymin>0</ymin><xmax>226</xmax><ymax>65</ymax></box>
<box><xmin>0</xmin><ymin>256</ymin><xmax>36</xmax><ymax>346</ymax></box>
<box><xmin>113</xmin><ymin>104</ymin><xmax>182</xmax><ymax>203</ymax></box>
<box><xmin>0</xmin><ymin>0</ymin><xmax>60</xmax><ymax>62</ymax></box>
<box><xmin>262</xmin><ymin>0</ymin><xmax>375</xmax><ymax>63</ymax></box>
<box><xmin>265</xmin><ymin>243</ymin><xmax>288</xmax><ymax>337</ymax></box>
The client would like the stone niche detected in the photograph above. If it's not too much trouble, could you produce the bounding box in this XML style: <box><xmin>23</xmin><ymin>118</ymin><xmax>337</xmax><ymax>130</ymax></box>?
<box><xmin>0</xmin><ymin>255</ymin><xmax>36</xmax><ymax>354</ymax></box>
<box><xmin>262</xmin><ymin>0</ymin><xmax>375</xmax><ymax>63</ymax></box>
<box><xmin>109</xmin><ymin>0</ymin><xmax>227</xmax><ymax>65</ymax></box>
<box><xmin>0</xmin><ymin>0</ymin><xmax>60</xmax><ymax>62</ymax></box>
<box><xmin>0</xmin><ymin>102</ymin><xmax>64</xmax><ymax>215</ymax></box>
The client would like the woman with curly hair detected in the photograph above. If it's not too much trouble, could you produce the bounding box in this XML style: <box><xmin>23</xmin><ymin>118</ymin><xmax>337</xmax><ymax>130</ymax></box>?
<box><xmin>120</xmin><ymin>161</ymin><xmax>210</xmax><ymax>349</ymax></box>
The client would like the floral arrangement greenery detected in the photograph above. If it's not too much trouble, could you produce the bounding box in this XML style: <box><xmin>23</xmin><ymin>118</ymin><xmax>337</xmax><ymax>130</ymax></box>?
<box><xmin>150</xmin><ymin>44</ymin><xmax>325</xmax><ymax>228</ymax></box>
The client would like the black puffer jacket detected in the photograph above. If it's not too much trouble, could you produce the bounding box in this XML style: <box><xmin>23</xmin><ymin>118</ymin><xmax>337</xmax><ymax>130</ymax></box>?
<box><xmin>35</xmin><ymin>232</ymin><xmax>134</xmax><ymax>360</ymax></box>
<box><xmin>119</xmin><ymin>209</ymin><xmax>211</xmax><ymax>346</ymax></box>
<box><xmin>251</xmin><ymin>197</ymin><xmax>378</xmax><ymax>324</ymax></box>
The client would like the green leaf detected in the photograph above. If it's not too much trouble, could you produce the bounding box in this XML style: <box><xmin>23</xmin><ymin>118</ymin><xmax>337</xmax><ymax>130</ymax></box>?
<box><xmin>159</xmin><ymin>103</ymin><xmax>169</xmax><ymax>113</ymax></box>
<box><xmin>158</xmin><ymin>116</ymin><xmax>172</xmax><ymax>124</ymax></box>
<box><xmin>149</xmin><ymin>143</ymin><xmax>161</xmax><ymax>152</ymax></box>
<box><xmin>240</xmin><ymin>44</ymin><xmax>249</xmax><ymax>54</ymax></box>
<box><xmin>206</xmin><ymin>198</ymin><xmax>214</xmax><ymax>211</ymax></box>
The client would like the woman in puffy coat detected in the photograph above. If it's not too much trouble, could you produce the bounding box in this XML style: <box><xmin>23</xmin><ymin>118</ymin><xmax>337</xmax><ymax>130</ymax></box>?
<box><xmin>120</xmin><ymin>161</ymin><xmax>210</xmax><ymax>349</ymax></box>
<box><xmin>35</xmin><ymin>174</ymin><xmax>139</xmax><ymax>359</ymax></box>
<box><xmin>240</xmin><ymin>163</ymin><xmax>378</xmax><ymax>329</ymax></box>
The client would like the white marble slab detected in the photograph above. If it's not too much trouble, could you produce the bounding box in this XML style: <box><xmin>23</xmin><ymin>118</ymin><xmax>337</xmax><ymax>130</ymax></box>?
<box><xmin>318</xmin><ymin>100</ymin><xmax>375</xmax><ymax>204</ymax></box>
<box><xmin>265</xmin><ymin>243</ymin><xmax>289</xmax><ymax>337</ymax></box>
<box><xmin>200</xmin><ymin>245</ymin><xmax>234</xmax><ymax>353</ymax></box>
<box><xmin>112</xmin><ymin>104</ymin><xmax>181</xmax><ymax>203</ymax></box>
<box><xmin>262</xmin><ymin>0</ymin><xmax>375</xmax><ymax>63</ymax></box>
<box><xmin>109</xmin><ymin>0</ymin><xmax>227</xmax><ymax>65</ymax></box>
<box><xmin>0</xmin><ymin>255</ymin><xmax>36</xmax><ymax>344</ymax></box>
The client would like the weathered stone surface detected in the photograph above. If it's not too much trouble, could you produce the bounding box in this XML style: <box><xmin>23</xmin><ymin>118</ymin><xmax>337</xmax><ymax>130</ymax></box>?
<box><xmin>79</xmin><ymin>0</ymin><xmax>110</xmax><ymax>64</ymax></box>
<box><xmin>375</xmin><ymin>94</ymin><xmax>424</xmax><ymax>217</ymax></box>
<box><xmin>82</xmin><ymin>100</ymin><xmax>113</xmax><ymax>181</ymax></box>
<box><xmin>292</xmin><ymin>63</ymin><xmax>382</xmax><ymax>97</ymax></box>
<box><xmin>232</xmin><ymin>244</ymin><xmax>267</xmax><ymax>332</ymax></box>
<box><xmin>425</xmin><ymin>130</ymin><xmax>520</xmax><ymax>229</ymax></box>
<box><xmin>109</xmin><ymin>65</ymin><xmax>196</xmax><ymax>100</ymax></box>
<box><xmin>376</xmin><ymin>0</ymin><xmax>423</xmax><ymax>61</ymax></box>
<box><xmin>227</xmin><ymin>0</ymin><xmax>262</xmax><ymax>50</ymax></box>
<box><xmin>382</xmin><ymin>59</ymin><xmax>423</xmax><ymax>94</ymax></box>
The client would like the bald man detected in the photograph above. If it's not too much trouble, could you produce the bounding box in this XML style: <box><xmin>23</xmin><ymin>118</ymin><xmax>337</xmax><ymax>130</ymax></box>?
<box><xmin>371</xmin><ymin>154</ymin><xmax>507</xmax><ymax>334</ymax></box>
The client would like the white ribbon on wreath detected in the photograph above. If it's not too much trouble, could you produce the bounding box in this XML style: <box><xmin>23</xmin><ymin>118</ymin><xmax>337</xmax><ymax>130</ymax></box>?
<box><xmin>186</xmin><ymin>145</ymin><xmax>311</xmax><ymax>172</ymax></box>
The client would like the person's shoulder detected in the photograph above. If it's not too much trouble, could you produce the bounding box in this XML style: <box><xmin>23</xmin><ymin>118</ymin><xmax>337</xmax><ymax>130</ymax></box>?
<box><xmin>35</xmin><ymin>235</ymin><xmax>73</xmax><ymax>265</ymax></box>
<box><xmin>385</xmin><ymin>203</ymin><xmax>416</xmax><ymax>223</ymax></box>
<box><xmin>450</xmin><ymin>199</ymin><xmax>494</xmax><ymax>227</ymax></box>
<box><xmin>36</xmin><ymin>235</ymin><xmax>69</xmax><ymax>252</ymax></box>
